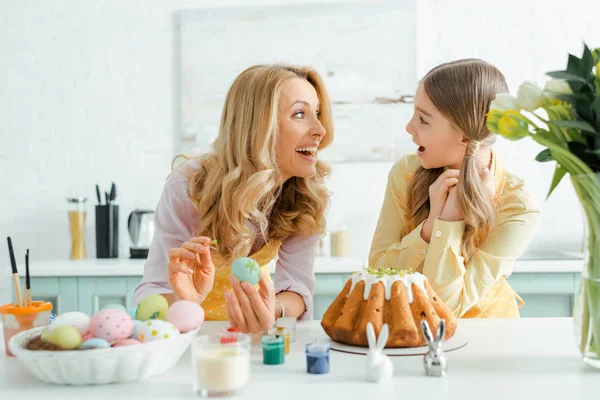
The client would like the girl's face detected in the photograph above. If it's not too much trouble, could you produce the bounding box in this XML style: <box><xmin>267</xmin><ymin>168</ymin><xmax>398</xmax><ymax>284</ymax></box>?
<box><xmin>277</xmin><ymin>78</ymin><xmax>326</xmax><ymax>181</ymax></box>
<box><xmin>406</xmin><ymin>84</ymin><xmax>466</xmax><ymax>169</ymax></box>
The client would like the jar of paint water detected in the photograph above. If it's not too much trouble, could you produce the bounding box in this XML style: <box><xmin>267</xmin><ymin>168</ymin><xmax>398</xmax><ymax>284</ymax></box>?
<box><xmin>191</xmin><ymin>333</ymin><xmax>251</xmax><ymax>397</ymax></box>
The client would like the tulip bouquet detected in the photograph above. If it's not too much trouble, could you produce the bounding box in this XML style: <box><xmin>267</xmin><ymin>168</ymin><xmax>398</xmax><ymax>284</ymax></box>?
<box><xmin>486</xmin><ymin>44</ymin><xmax>600</xmax><ymax>365</ymax></box>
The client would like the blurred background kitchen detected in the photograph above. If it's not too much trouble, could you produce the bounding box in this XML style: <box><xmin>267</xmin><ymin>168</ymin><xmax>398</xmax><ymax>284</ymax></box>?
<box><xmin>1</xmin><ymin>0</ymin><xmax>599</xmax><ymax>317</ymax></box>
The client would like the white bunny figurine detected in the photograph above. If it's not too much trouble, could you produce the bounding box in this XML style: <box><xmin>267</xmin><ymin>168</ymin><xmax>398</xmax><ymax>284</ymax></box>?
<box><xmin>365</xmin><ymin>322</ymin><xmax>393</xmax><ymax>383</ymax></box>
<box><xmin>420</xmin><ymin>319</ymin><xmax>448</xmax><ymax>377</ymax></box>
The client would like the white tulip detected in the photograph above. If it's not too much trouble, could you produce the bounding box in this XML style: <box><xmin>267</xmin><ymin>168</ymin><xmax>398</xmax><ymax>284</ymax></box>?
<box><xmin>489</xmin><ymin>93</ymin><xmax>520</xmax><ymax>111</ymax></box>
<box><xmin>543</xmin><ymin>79</ymin><xmax>572</xmax><ymax>95</ymax></box>
<box><xmin>516</xmin><ymin>81</ymin><xmax>545</xmax><ymax>111</ymax></box>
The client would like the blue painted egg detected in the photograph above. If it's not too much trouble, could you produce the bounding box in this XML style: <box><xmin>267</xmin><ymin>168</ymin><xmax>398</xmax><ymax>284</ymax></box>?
<box><xmin>231</xmin><ymin>257</ymin><xmax>261</xmax><ymax>285</ymax></box>
<box><xmin>80</xmin><ymin>337</ymin><xmax>111</xmax><ymax>350</ymax></box>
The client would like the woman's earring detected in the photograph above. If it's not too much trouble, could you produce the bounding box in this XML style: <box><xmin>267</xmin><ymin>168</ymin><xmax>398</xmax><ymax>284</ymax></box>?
<box><xmin>461</xmin><ymin>143</ymin><xmax>465</xmax><ymax>148</ymax></box>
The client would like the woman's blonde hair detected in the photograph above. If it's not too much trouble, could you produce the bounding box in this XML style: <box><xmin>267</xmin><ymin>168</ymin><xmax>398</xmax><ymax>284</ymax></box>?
<box><xmin>404</xmin><ymin>59</ymin><xmax>508</xmax><ymax>262</ymax></box>
<box><xmin>179</xmin><ymin>64</ymin><xmax>333</xmax><ymax>265</ymax></box>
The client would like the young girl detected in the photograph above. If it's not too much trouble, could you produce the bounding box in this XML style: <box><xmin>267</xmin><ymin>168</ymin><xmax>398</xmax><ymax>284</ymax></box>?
<box><xmin>369</xmin><ymin>59</ymin><xmax>541</xmax><ymax>318</ymax></box>
<box><xmin>134</xmin><ymin>64</ymin><xmax>333</xmax><ymax>333</ymax></box>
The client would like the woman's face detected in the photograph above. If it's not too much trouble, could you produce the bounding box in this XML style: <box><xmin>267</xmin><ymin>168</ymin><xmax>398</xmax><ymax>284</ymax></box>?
<box><xmin>277</xmin><ymin>78</ymin><xmax>326</xmax><ymax>181</ymax></box>
<box><xmin>405</xmin><ymin>84</ymin><xmax>466</xmax><ymax>169</ymax></box>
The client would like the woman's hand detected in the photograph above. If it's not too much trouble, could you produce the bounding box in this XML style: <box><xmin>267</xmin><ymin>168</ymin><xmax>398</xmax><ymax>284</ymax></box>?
<box><xmin>167</xmin><ymin>236</ymin><xmax>215</xmax><ymax>304</ymax></box>
<box><xmin>225</xmin><ymin>270</ymin><xmax>275</xmax><ymax>334</ymax></box>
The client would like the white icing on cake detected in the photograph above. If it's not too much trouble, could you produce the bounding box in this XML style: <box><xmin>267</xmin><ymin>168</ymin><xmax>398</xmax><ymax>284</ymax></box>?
<box><xmin>348</xmin><ymin>270</ymin><xmax>429</xmax><ymax>303</ymax></box>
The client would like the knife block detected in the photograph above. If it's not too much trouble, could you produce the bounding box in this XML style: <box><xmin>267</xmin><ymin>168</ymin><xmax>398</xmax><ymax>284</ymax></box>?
<box><xmin>95</xmin><ymin>204</ymin><xmax>119</xmax><ymax>258</ymax></box>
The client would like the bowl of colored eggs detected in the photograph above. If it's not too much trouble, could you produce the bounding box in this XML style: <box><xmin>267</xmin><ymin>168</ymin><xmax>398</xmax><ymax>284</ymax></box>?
<box><xmin>8</xmin><ymin>295</ymin><xmax>205</xmax><ymax>385</ymax></box>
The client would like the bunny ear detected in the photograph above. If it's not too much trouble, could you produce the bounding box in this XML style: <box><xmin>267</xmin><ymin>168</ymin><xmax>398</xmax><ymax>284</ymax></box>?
<box><xmin>377</xmin><ymin>323</ymin><xmax>389</xmax><ymax>350</ymax></box>
<box><xmin>420</xmin><ymin>319</ymin><xmax>434</xmax><ymax>348</ymax></box>
<box><xmin>435</xmin><ymin>319</ymin><xmax>446</xmax><ymax>345</ymax></box>
<box><xmin>366</xmin><ymin>322</ymin><xmax>376</xmax><ymax>349</ymax></box>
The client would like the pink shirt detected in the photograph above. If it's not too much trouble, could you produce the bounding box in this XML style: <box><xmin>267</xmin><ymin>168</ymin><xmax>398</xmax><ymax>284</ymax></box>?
<box><xmin>133</xmin><ymin>159</ymin><xmax>318</xmax><ymax>320</ymax></box>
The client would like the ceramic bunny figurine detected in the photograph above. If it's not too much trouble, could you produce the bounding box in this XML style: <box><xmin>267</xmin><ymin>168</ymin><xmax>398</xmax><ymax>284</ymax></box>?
<box><xmin>420</xmin><ymin>319</ymin><xmax>448</xmax><ymax>377</ymax></box>
<box><xmin>366</xmin><ymin>322</ymin><xmax>393</xmax><ymax>382</ymax></box>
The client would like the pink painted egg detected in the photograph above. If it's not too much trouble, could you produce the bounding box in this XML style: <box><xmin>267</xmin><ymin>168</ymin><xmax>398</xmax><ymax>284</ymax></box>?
<box><xmin>167</xmin><ymin>300</ymin><xmax>204</xmax><ymax>333</ymax></box>
<box><xmin>112</xmin><ymin>338</ymin><xmax>142</xmax><ymax>347</ymax></box>
<box><xmin>89</xmin><ymin>309</ymin><xmax>133</xmax><ymax>342</ymax></box>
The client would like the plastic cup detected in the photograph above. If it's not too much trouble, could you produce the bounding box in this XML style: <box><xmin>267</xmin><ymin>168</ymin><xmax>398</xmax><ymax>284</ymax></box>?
<box><xmin>0</xmin><ymin>301</ymin><xmax>53</xmax><ymax>356</ymax></box>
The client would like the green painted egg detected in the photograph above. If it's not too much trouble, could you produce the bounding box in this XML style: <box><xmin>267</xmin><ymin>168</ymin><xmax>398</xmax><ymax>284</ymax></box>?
<box><xmin>47</xmin><ymin>325</ymin><xmax>82</xmax><ymax>350</ymax></box>
<box><xmin>231</xmin><ymin>257</ymin><xmax>261</xmax><ymax>285</ymax></box>
<box><xmin>135</xmin><ymin>294</ymin><xmax>169</xmax><ymax>321</ymax></box>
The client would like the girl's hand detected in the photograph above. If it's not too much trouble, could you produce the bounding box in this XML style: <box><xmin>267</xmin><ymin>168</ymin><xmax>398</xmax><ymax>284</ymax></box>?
<box><xmin>167</xmin><ymin>236</ymin><xmax>216</xmax><ymax>304</ymax></box>
<box><xmin>428</xmin><ymin>169</ymin><xmax>460</xmax><ymax>218</ymax></box>
<box><xmin>479</xmin><ymin>167</ymin><xmax>496</xmax><ymax>200</ymax></box>
<box><xmin>421</xmin><ymin>169</ymin><xmax>460</xmax><ymax>242</ymax></box>
<box><xmin>439</xmin><ymin>186</ymin><xmax>463</xmax><ymax>222</ymax></box>
<box><xmin>225</xmin><ymin>270</ymin><xmax>275</xmax><ymax>334</ymax></box>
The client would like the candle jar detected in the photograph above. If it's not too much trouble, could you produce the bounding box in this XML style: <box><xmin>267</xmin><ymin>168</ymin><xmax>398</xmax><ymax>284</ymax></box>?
<box><xmin>306</xmin><ymin>343</ymin><xmax>330</xmax><ymax>374</ymax></box>
<box><xmin>269</xmin><ymin>326</ymin><xmax>290</xmax><ymax>354</ymax></box>
<box><xmin>262</xmin><ymin>335</ymin><xmax>285</xmax><ymax>365</ymax></box>
<box><xmin>0</xmin><ymin>301</ymin><xmax>53</xmax><ymax>356</ymax></box>
<box><xmin>191</xmin><ymin>333</ymin><xmax>251</xmax><ymax>397</ymax></box>
<box><xmin>67</xmin><ymin>197</ymin><xmax>87</xmax><ymax>259</ymax></box>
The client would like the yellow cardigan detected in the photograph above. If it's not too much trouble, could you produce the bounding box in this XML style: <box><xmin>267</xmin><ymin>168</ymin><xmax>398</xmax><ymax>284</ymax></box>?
<box><xmin>368</xmin><ymin>152</ymin><xmax>541</xmax><ymax>318</ymax></box>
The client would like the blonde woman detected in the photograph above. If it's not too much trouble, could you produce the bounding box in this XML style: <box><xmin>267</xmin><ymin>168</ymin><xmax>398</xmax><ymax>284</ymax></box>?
<box><xmin>369</xmin><ymin>59</ymin><xmax>541</xmax><ymax>318</ymax></box>
<box><xmin>134</xmin><ymin>64</ymin><xmax>333</xmax><ymax>333</ymax></box>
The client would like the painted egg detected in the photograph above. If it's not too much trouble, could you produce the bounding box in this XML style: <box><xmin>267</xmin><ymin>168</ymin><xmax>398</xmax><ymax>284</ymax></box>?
<box><xmin>82</xmin><ymin>330</ymin><xmax>95</xmax><ymax>342</ymax></box>
<box><xmin>136</xmin><ymin>294</ymin><xmax>169</xmax><ymax>321</ymax></box>
<box><xmin>41</xmin><ymin>328</ymin><xmax>50</xmax><ymax>340</ymax></box>
<box><xmin>47</xmin><ymin>325</ymin><xmax>82</xmax><ymax>350</ymax></box>
<box><xmin>112</xmin><ymin>338</ymin><xmax>142</xmax><ymax>347</ymax></box>
<box><xmin>101</xmin><ymin>303</ymin><xmax>128</xmax><ymax>313</ymax></box>
<box><xmin>49</xmin><ymin>311</ymin><xmax>91</xmax><ymax>335</ymax></box>
<box><xmin>80</xmin><ymin>338</ymin><xmax>111</xmax><ymax>350</ymax></box>
<box><xmin>231</xmin><ymin>257</ymin><xmax>261</xmax><ymax>285</ymax></box>
<box><xmin>167</xmin><ymin>300</ymin><xmax>204</xmax><ymax>333</ymax></box>
<box><xmin>136</xmin><ymin>320</ymin><xmax>180</xmax><ymax>342</ymax></box>
<box><xmin>89</xmin><ymin>309</ymin><xmax>134</xmax><ymax>342</ymax></box>
<box><xmin>132</xmin><ymin>320</ymin><xmax>145</xmax><ymax>337</ymax></box>
<box><xmin>128</xmin><ymin>306</ymin><xmax>137</xmax><ymax>320</ymax></box>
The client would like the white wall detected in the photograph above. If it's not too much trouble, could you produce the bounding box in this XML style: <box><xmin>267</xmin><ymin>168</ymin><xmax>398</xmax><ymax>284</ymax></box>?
<box><xmin>1</xmin><ymin>0</ymin><xmax>599</xmax><ymax>305</ymax></box>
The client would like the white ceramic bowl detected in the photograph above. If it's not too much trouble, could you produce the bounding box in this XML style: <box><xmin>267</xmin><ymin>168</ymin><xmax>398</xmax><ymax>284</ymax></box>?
<box><xmin>9</xmin><ymin>326</ymin><xmax>200</xmax><ymax>385</ymax></box>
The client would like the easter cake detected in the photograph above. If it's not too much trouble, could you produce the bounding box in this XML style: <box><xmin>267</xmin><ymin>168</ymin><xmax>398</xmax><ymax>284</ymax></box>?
<box><xmin>321</xmin><ymin>268</ymin><xmax>457</xmax><ymax>348</ymax></box>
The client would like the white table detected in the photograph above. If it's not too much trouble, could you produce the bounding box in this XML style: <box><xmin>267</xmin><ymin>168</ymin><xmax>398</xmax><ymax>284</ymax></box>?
<box><xmin>0</xmin><ymin>318</ymin><xmax>597</xmax><ymax>399</ymax></box>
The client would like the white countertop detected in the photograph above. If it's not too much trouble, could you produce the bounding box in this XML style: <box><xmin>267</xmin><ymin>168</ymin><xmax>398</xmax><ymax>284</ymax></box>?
<box><xmin>0</xmin><ymin>318</ymin><xmax>595</xmax><ymax>399</ymax></box>
<box><xmin>6</xmin><ymin>255</ymin><xmax>584</xmax><ymax>277</ymax></box>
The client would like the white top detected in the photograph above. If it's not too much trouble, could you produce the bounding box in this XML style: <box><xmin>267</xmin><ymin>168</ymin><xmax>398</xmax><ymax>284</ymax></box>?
<box><xmin>0</xmin><ymin>318</ymin><xmax>593</xmax><ymax>400</ymax></box>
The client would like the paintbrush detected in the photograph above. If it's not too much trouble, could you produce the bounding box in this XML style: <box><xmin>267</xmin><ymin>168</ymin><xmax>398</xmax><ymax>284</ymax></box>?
<box><xmin>25</xmin><ymin>249</ymin><xmax>31</xmax><ymax>307</ymax></box>
<box><xmin>208</xmin><ymin>239</ymin><xmax>218</xmax><ymax>250</ymax></box>
<box><xmin>7</xmin><ymin>237</ymin><xmax>23</xmax><ymax>307</ymax></box>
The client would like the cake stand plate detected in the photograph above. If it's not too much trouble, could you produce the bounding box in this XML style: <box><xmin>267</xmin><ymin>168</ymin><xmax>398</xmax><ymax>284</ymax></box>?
<box><xmin>326</xmin><ymin>329</ymin><xmax>468</xmax><ymax>356</ymax></box>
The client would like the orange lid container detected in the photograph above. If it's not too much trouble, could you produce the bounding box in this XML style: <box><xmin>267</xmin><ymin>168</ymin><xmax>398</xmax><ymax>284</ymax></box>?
<box><xmin>0</xmin><ymin>301</ymin><xmax>53</xmax><ymax>326</ymax></box>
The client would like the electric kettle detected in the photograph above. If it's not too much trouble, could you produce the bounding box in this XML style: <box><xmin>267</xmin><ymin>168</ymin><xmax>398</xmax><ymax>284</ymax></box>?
<box><xmin>128</xmin><ymin>210</ymin><xmax>155</xmax><ymax>258</ymax></box>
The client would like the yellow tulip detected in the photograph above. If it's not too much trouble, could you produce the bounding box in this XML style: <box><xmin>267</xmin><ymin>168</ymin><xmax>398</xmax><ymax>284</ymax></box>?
<box><xmin>498</xmin><ymin>111</ymin><xmax>530</xmax><ymax>140</ymax></box>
